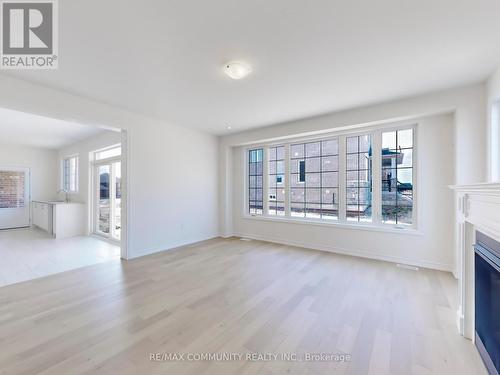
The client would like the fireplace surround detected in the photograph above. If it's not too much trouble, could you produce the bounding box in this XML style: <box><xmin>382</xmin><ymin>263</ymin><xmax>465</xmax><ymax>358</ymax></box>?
<box><xmin>451</xmin><ymin>183</ymin><xmax>500</xmax><ymax>374</ymax></box>
<box><xmin>474</xmin><ymin>231</ymin><xmax>500</xmax><ymax>375</ymax></box>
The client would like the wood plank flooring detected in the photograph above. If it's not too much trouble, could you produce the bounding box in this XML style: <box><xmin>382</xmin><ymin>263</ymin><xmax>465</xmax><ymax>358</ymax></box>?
<box><xmin>0</xmin><ymin>237</ymin><xmax>486</xmax><ymax>374</ymax></box>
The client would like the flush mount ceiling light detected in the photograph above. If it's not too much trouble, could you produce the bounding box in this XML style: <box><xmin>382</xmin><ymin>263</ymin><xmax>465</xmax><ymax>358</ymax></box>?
<box><xmin>223</xmin><ymin>61</ymin><xmax>252</xmax><ymax>80</ymax></box>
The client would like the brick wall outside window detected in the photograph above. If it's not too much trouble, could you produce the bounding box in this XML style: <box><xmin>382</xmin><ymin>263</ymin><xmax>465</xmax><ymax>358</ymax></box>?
<box><xmin>0</xmin><ymin>171</ymin><xmax>25</xmax><ymax>208</ymax></box>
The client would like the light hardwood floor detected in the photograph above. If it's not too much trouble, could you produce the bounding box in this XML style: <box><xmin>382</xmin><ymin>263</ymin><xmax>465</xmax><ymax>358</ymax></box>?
<box><xmin>0</xmin><ymin>228</ymin><xmax>120</xmax><ymax>287</ymax></box>
<box><xmin>0</xmin><ymin>237</ymin><xmax>486</xmax><ymax>375</ymax></box>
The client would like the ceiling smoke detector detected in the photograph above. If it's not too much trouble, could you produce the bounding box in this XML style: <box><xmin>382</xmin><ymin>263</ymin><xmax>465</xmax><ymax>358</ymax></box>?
<box><xmin>223</xmin><ymin>61</ymin><xmax>252</xmax><ymax>80</ymax></box>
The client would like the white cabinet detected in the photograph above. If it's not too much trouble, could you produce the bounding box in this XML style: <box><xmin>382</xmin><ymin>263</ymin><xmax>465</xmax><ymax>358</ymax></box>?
<box><xmin>32</xmin><ymin>201</ymin><xmax>53</xmax><ymax>233</ymax></box>
<box><xmin>32</xmin><ymin>201</ymin><xmax>85</xmax><ymax>238</ymax></box>
<box><xmin>52</xmin><ymin>203</ymin><xmax>86</xmax><ymax>239</ymax></box>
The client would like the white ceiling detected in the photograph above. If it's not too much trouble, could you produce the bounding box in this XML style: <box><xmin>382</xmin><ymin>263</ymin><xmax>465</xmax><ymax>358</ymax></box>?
<box><xmin>3</xmin><ymin>0</ymin><xmax>500</xmax><ymax>134</ymax></box>
<box><xmin>0</xmin><ymin>107</ymin><xmax>105</xmax><ymax>149</ymax></box>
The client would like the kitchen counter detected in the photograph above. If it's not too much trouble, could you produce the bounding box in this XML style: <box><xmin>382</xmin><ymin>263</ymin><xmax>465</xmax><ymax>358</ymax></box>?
<box><xmin>32</xmin><ymin>201</ymin><xmax>86</xmax><ymax>239</ymax></box>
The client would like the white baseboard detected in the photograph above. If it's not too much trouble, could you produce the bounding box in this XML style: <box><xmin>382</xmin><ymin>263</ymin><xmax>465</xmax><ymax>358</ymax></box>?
<box><xmin>233</xmin><ymin>232</ymin><xmax>453</xmax><ymax>273</ymax></box>
<box><xmin>127</xmin><ymin>234</ymin><xmax>219</xmax><ymax>260</ymax></box>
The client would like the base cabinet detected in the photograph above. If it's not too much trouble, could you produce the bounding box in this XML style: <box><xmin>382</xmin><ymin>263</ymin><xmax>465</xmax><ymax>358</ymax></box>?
<box><xmin>32</xmin><ymin>202</ymin><xmax>53</xmax><ymax>233</ymax></box>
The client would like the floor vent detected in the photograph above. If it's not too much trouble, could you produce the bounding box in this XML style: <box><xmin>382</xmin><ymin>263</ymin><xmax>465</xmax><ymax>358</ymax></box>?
<box><xmin>396</xmin><ymin>263</ymin><xmax>419</xmax><ymax>271</ymax></box>
<box><xmin>239</xmin><ymin>238</ymin><xmax>252</xmax><ymax>242</ymax></box>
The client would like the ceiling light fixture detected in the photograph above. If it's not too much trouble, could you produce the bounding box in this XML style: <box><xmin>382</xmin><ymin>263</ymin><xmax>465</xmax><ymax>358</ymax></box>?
<box><xmin>223</xmin><ymin>61</ymin><xmax>252</xmax><ymax>80</ymax></box>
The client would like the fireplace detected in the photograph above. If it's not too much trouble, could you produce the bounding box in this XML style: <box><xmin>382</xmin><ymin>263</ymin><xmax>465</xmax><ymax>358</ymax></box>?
<box><xmin>475</xmin><ymin>231</ymin><xmax>500</xmax><ymax>375</ymax></box>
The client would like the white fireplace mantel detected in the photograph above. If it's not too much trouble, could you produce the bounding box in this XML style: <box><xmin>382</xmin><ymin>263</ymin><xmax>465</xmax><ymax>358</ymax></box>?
<box><xmin>450</xmin><ymin>182</ymin><xmax>500</xmax><ymax>340</ymax></box>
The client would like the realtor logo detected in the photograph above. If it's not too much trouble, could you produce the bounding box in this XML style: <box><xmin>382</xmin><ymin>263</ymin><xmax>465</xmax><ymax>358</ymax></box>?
<box><xmin>1</xmin><ymin>0</ymin><xmax>58</xmax><ymax>69</ymax></box>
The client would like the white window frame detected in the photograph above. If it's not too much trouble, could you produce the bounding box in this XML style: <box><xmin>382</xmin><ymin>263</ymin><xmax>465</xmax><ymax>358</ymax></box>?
<box><xmin>266</xmin><ymin>145</ymin><xmax>286</xmax><ymax>216</ymax></box>
<box><xmin>246</xmin><ymin>148</ymin><xmax>264</xmax><ymax>215</ymax></box>
<box><xmin>491</xmin><ymin>100</ymin><xmax>500</xmax><ymax>181</ymax></box>
<box><xmin>243</xmin><ymin>122</ymin><xmax>418</xmax><ymax>232</ymax></box>
<box><xmin>62</xmin><ymin>155</ymin><xmax>79</xmax><ymax>193</ymax></box>
<box><xmin>94</xmin><ymin>144</ymin><xmax>121</xmax><ymax>161</ymax></box>
<box><xmin>91</xmin><ymin>144</ymin><xmax>122</xmax><ymax>242</ymax></box>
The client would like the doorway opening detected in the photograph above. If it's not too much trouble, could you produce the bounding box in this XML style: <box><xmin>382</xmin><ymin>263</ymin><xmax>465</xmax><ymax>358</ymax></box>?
<box><xmin>0</xmin><ymin>106</ymin><xmax>129</xmax><ymax>286</ymax></box>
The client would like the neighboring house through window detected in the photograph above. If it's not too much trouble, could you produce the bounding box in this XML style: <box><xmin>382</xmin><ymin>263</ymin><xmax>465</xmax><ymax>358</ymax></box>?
<box><xmin>346</xmin><ymin>135</ymin><xmax>372</xmax><ymax>222</ymax></box>
<box><xmin>381</xmin><ymin>128</ymin><xmax>414</xmax><ymax>225</ymax></box>
<box><xmin>268</xmin><ymin>146</ymin><xmax>285</xmax><ymax>216</ymax></box>
<box><xmin>248</xmin><ymin>149</ymin><xmax>263</xmax><ymax>215</ymax></box>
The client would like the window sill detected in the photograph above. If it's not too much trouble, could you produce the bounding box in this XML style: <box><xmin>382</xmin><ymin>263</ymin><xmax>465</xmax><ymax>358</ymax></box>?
<box><xmin>241</xmin><ymin>214</ymin><xmax>422</xmax><ymax>236</ymax></box>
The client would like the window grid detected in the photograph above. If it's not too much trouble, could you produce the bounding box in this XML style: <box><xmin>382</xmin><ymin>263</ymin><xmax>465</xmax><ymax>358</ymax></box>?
<box><xmin>63</xmin><ymin>156</ymin><xmax>78</xmax><ymax>193</ymax></box>
<box><xmin>63</xmin><ymin>159</ymin><xmax>70</xmax><ymax>191</ymax></box>
<box><xmin>382</xmin><ymin>129</ymin><xmax>413</xmax><ymax>225</ymax></box>
<box><xmin>248</xmin><ymin>149</ymin><xmax>263</xmax><ymax>215</ymax></box>
<box><xmin>246</xmin><ymin>126</ymin><xmax>415</xmax><ymax>228</ymax></box>
<box><xmin>346</xmin><ymin>135</ymin><xmax>372</xmax><ymax>222</ymax></box>
<box><xmin>268</xmin><ymin>146</ymin><xmax>285</xmax><ymax>216</ymax></box>
<box><xmin>290</xmin><ymin>139</ymin><xmax>339</xmax><ymax>219</ymax></box>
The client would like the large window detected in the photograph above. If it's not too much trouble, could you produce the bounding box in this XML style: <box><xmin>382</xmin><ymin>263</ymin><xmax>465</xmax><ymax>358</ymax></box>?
<box><xmin>245</xmin><ymin>124</ymin><xmax>416</xmax><ymax>228</ymax></box>
<box><xmin>62</xmin><ymin>155</ymin><xmax>78</xmax><ymax>193</ymax></box>
<box><xmin>290</xmin><ymin>139</ymin><xmax>339</xmax><ymax>219</ymax></box>
<box><xmin>248</xmin><ymin>149</ymin><xmax>263</xmax><ymax>215</ymax></box>
<box><xmin>268</xmin><ymin>146</ymin><xmax>285</xmax><ymax>216</ymax></box>
<box><xmin>381</xmin><ymin>128</ymin><xmax>414</xmax><ymax>224</ymax></box>
<box><xmin>346</xmin><ymin>135</ymin><xmax>372</xmax><ymax>222</ymax></box>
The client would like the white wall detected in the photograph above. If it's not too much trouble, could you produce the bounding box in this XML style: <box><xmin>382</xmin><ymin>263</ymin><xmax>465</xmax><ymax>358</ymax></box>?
<box><xmin>230</xmin><ymin>114</ymin><xmax>455</xmax><ymax>271</ymax></box>
<box><xmin>487</xmin><ymin>65</ymin><xmax>500</xmax><ymax>181</ymax></box>
<box><xmin>0</xmin><ymin>143</ymin><xmax>58</xmax><ymax>203</ymax></box>
<box><xmin>0</xmin><ymin>75</ymin><xmax>219</xmax><ymax>259</ymax></box>
<box><xmin>58</xmin><ymin>130</ymin><xmax>122</xmax><ymax>234</ymax></box>
<box><xmin>128</xmin><ymin>120</ymin><xmax>219</xmax><ymax>257</ymax></box>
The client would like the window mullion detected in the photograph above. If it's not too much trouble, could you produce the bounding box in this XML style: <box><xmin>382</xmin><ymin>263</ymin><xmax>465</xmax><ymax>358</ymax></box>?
<box><xmin>339</xmin><ymin>135</ymin><xmax>347</xmax><ymax>222</ymax></box>
<box><xmin>372</xmin><ymin>130</ymin><xmax>382</xmax><ymax>225</ymax></box>
<box><xmin>263</xmin><ymin>147</ymin><xmax>270</xmax><ymax>215</ymax></box>
<box><xmin>285</xmin><ymin>144</ymin><xmax>291</xmax><ymax>217</ymax></box>
<box><xmin>245</xmin><ymin>149</ymin><xmax>249</xmax><ymax>214</ymax></box>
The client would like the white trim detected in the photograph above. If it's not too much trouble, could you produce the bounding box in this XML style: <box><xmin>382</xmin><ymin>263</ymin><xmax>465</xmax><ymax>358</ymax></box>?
<box><xmin>127</xmin><ymin>234</ymin><xmax>219</xmax><ymax>260</ymax></box>
<box><xmin>339</xmin><ymin>134</ymin><xmax>346</xmax><ymax>221</ymax></box>
<box><xmin>121</xmin><ymin>129</ymin><xmax>129</xmax><ymax>260</ymax></box>
<box><xmin>93</xmin><ymin>144</ymin><xmax>122</xmax><ymax>163</ymax></box>
<box><xmin>489</xmin><ymin>100</ymin><xmax>500</xmax><ymax>182</ymax></box>
<box><xmin>240</xmin><ymin>214</ymin><xmax>421</xmax><ymax>235</ymax></box>
<box><xmin>90</xmin><ymin>138</ymin><xmax>126</xmax><ymax>258</ymax></box>
<box><xmin>233</xmin><ymin>232</ymin><xmax>450</xmax><ymax>272</ymax></box>
<box><xmin>449</xmin><ymin>184</ymin><xmax>500</xmax><ymax>340</ymax></box>
<box><xmin>61</xmin><ymin>154</ymin><xmax>79</xmax><ymax>193</ymax></box>
<box><xmin>92</xmin><ymin>160</ymin><xmax>121</xmax><ymax>240</ymax></box>
<box><xmin>263</xmin><ymin>146</ymin><xmax>269</xmax><ymax>214</ymax></box>
<box><xmin>284</xmin><ymin>144</ymin><xmax>291</xmax><ymax>217</ymax></box>
<box><xmin>372</xmin><ymin>129</ymin><xmax>382</xmax><ymax>224</ymax></box>
<box><xmin>450</xmin><ymin>182</ymin><xmax>500</xmax><ymax>193</ymax></box>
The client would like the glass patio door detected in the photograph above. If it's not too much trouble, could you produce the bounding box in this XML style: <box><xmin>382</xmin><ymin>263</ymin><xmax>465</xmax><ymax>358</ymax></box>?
<box><xmin>95</xmin><ymin>161</ymin><xmax>121</xmax><ymax>241</ymax></box>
